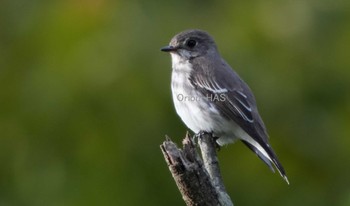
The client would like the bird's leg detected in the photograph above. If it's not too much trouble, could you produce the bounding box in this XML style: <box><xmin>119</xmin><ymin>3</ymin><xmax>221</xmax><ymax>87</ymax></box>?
<box><xmin>195</xmin><ymin>131</ymin><xmax>221</xmax><ymax>151</ymax></box>
<box><xmin>193</xmin><ymin>131</ymin><xmax>205</xmax><ymax>145</ymax></box>
<box><xmin>195</xmin><ymin>130</ymin><xmax>209</xmax><ymax>143</ymax></box>
<box><xmin>196</xmin><ymin>130</ymin><xmax>209</xmax><ymax>137</ymax></box>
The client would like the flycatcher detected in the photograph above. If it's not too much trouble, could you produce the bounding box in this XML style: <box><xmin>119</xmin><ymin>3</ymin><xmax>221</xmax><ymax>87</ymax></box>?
<box><xmin>161</xmin><ymin>29</ymin><xmax>289</xmax><ymax>184</ymax></box>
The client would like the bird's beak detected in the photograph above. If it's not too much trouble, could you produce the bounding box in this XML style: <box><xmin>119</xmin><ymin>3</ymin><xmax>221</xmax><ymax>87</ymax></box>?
<box><xmin>161</xmin><ymin>45</ymin><xmax>177</xmax><ymax>52</ymax></box>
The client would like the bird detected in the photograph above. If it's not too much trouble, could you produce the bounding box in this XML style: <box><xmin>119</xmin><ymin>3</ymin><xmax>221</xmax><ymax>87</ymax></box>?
<box><xmin>161</xmin><ymin>29</ymin><xmax>289</xmax><ymax>184</ymax></box>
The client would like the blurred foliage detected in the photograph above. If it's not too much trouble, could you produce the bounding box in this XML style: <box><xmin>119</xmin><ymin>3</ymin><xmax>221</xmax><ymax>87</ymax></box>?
<box><xmin>0</xmin><ymin>0</ymin><xmax>350</xmax><ymax>205</ymax></box>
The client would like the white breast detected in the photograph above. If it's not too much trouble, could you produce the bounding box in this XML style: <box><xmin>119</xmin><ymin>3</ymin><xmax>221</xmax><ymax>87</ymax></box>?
<box><xmin>170</xmin><ymin>53</ymin><xmax>228</xmax><ymax>136</ymax></box>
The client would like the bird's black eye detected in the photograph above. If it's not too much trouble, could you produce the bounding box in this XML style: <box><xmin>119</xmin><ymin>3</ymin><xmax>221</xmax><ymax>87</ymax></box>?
<box><xmin>186</xmin><ymin>39</ymin><xmax>197</xmax><ymax>48</ymax></box>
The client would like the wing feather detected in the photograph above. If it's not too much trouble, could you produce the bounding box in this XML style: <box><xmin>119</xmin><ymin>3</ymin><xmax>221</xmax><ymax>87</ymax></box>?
<box><xmin>189</xmin><ymin>56</ymin><xmax>269</xmax><ymax>143</ymax></box>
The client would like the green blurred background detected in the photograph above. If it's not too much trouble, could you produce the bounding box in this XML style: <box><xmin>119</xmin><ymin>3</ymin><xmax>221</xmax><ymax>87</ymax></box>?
<box><xmin>1</xmin><ymin>0</ymin><xmax>350</xmax><ymax>205</ymax></box>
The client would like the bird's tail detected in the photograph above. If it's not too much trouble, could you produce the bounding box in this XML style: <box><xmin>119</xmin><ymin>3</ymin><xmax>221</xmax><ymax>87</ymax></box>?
<box><xmin>242</xmin><ymin>140</ymin><xmax>289</xmax><ymax>184</ymax></box>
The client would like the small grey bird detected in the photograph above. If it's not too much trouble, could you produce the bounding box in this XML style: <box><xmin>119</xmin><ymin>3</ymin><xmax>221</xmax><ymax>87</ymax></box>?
<box><xmin>161</xmin><ymin>29</ymin><xmax>289</xmax><ymax>184</ymax></box>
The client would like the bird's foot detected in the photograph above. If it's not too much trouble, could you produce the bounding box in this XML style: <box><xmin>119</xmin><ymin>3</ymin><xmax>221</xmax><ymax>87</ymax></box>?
<box><xmin>195</xmin><ymin>131</ymin><xmax>221</xmax><ymax>151</ymax></box>
<box><xmin>196</xmin><ymin>130</ymin><xmax>210</xmax><ymax>138</ymax></box>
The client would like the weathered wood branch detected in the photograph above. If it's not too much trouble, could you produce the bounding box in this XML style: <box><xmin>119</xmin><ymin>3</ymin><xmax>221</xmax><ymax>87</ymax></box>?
<box><xmin>160</xmin><ymin>132</ymin><xmax>233</xmax><ymax>206</ymax></box>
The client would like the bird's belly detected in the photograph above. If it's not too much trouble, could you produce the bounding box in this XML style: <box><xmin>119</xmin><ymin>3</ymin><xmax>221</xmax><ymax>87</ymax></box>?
<box><xmin>171</xmin><ymin>60</ymin><xmax>239</xmax><ymax>144</ymax></box>
<box><xmin>172</xmin><ymin>81</ymin><xmax>240</xmax><ymax>144</ymax></box>
<box><xmin>172</xmin><ymin>89</ymin><xmax>212</xmax><ymax>133</ymax></box>
<box><xmin>173</xmin><ymin>92</ymin><xmax>242</xmax><ymax>144</ymax></box>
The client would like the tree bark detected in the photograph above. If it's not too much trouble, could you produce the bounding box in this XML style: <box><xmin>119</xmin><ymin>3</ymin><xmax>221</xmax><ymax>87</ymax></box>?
<box><xmin>160</xmin><ymin>132</ymin><xmax>233</xmax><ymax>206</ymax></box>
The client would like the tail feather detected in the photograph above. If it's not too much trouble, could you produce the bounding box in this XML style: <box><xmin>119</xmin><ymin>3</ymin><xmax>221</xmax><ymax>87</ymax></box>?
<box><xmin>241</xmin><ymin>140</ymin><xmax>289</xmax><ymax>184</ymax></box>
<box><xmin>242</xmin><ymin>141</ymin><xmax>275</xmax><ymax>172</ymax></box>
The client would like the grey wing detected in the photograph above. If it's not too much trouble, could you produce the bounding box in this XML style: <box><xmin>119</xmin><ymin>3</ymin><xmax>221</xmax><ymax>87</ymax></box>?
<box><xmin>188</xmin><ymin>65</ymin><xmax>268</xmax><ymax>143</ymax></box>
<box><xmin>189</xmin><ymin>58</ymin><xmax>289</xmax><ymax>183</ymax></box>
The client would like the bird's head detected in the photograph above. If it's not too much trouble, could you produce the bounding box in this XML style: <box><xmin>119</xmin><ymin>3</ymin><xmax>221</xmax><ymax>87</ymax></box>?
<box><xmin>161</xmin><ymin>29</ymin><xmax>218</xmax><ymax>60</ymax></box>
